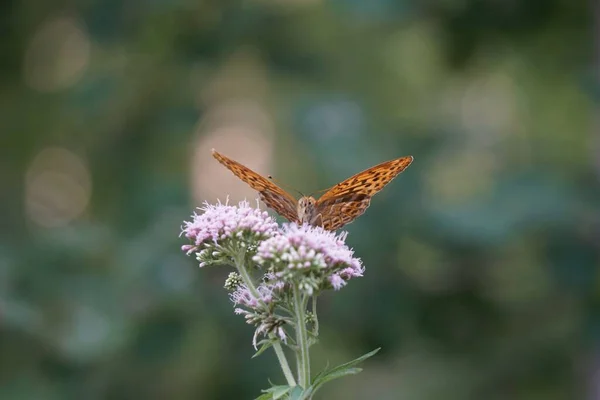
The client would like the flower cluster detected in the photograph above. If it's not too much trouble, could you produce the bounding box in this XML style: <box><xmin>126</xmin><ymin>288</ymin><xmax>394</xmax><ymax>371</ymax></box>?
<box><xmin>181</xmin><ymin>199</ymin><xmax>379</xmax><ymax>395</ymax></box>
<box><xmin>181</xmin><ymin>201</ymin><xmax>365</xmax><ymax>346</ymax></box>
<box><xmin>181</xmin><ymin>199</ymin><xmax>279</xmax><ymax>266</ymax></box>
<box><xmin>254</xmin><ymin>224</ymin><xmax>364</xmax><ymax>295</ymax></box>
<box><xmin>230</xmin><ymin>280</ymin><xmax>288</xmax><ymax>348</ymax></box>
<box><xmin>230</xmin><ymin>282</ymin><xmax>275</xmax><ymax>308</ymax></box>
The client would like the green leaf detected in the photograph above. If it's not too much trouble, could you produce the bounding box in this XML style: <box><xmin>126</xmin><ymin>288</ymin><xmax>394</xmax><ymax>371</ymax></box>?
<box><xmin>311</xmin><ymin>361</ymin><xmax>330</xmax><ymax>383</ymax></box>
<box><xmin>254</xmin><ymin>393</ymin><xmax>273</xmax><ymax>400</ymax></box>
<box><xmin>272</xmin><ymin>385</ymin><xmax>293</xmax><ymax>399</ymax></box>
<box><xmin>312</xmin><ymin>367</ymin><xmax>362</xmax><ymax>388</ymax></box>
<box><xmin>309</xmin><ymin>348</ymin><xmax>381</xmax><ymax>395</ymax></box>
<box><xmin>252</xmin><ymin>339</ymin><xmax>275</xmax><ymax>358</ymax></box>
<box><xmin>256</xmin><ymin>385</ymin><xmax>293</xmax><ymax>400</ymax></box>
<box><xmin>250</xmin><ymin>307</ymin><xmax>379</xmax><ymax>399</ymax></box>
<box><xmin>316</xmin><ymin>347</ymin><xmax>380</xmax><ymax>381</ymax></box>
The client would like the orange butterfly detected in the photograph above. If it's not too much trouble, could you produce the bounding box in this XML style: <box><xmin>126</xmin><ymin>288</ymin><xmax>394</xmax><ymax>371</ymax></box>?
<box><xmin>212</xmin><ymin>149</ymin><xmax>413</xmax><ymax>231</ymax></box>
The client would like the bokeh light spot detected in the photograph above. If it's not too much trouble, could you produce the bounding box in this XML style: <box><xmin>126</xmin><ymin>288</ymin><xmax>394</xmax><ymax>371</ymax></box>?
<box><xmin>192</xmin><ymin>100</ymin><xmax>274</xmax><ymax>204</ymax></box>
<box><xmin>25</xmin><ymin>147</ymin><xmax>92</xmax><ymax>227</ymax></box>
<box><xmin>23</xmin><ymin>14</ymin><xmax>90</xmax><ymax>92</ymax></box>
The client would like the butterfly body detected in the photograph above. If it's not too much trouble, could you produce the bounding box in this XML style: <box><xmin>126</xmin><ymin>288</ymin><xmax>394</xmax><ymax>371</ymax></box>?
<box><xmin>297</xmin><ymin>196</ymin><xmax>317</xmax><ymax>225</ymax></box>
<box><xmin>212</xmin><ymin>149</ymin><xmax>413</xmax><ymax>231</ymax></box>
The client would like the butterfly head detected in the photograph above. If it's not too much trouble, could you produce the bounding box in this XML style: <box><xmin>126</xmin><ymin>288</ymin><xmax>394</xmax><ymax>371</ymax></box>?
<box><xmin>297</xmin><ymin>196</ymin><xmax>317</xmax><ymax>224</ymax></box>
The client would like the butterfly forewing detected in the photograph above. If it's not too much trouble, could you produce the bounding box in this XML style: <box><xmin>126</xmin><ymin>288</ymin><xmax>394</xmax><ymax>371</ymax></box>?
<box><xmin>211</xmin><ymin>149</ymin><xmax>299</xmax><ymax>223</ymax></box>
<box><xmin>315</xmin><ymin>156</ymin><xmax>413</xmax><ymax>230</ymax></box>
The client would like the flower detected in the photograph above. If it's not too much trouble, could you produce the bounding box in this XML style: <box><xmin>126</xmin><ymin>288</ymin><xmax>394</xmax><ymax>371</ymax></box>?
<box><xmin>253</xmin><ymin>224</ymin><xmax>364</xmax><ymax>295</ymax></box>
<box><xmin>328</xmin><ymin>274</ymin><xmax>346</xmax><ymax>290</ymax></box>
<box><xmin>235</xmin><ymin>305</ymin><xmax>289</xmax><ymax>349</ymax></box>
<box><xmin>230</xmin><ymin>284</ymin><xmax>275</xmax><ymax>308</ymax></box>
<box><xmin>181</xmin><ymin>199</ymin><xmax>280</xmax><ymax>266</ymax></box>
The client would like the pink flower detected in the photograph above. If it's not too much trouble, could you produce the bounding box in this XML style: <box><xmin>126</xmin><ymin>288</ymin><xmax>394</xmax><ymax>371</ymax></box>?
<box><xmin>230</xmin><ymin>284</ymin><xmax>275</xmax><ymax>308</ymax></box>
<box><xmin>254</xmin><ymin>224</ymin><xmax>364</xmax><ymax>293</ymax></box>
<box><xmin>181</xmin><ymin>199</ymin><xmax>279</xmax><ymax>255</ymax></box>
<box><xmin>328</xmin><ymin>274</ymin><xmax>346</xmax><ymax>290</ymax></box>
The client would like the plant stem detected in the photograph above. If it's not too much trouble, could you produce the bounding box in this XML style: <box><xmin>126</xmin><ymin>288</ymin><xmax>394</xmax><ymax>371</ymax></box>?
<box><xmin>233</xmin><ymin>254</ymin><xmax>261</xmax><ymax>301</ymax></box>
<box><xmin>312</xmin><ymin>296</ymin><xmax>319</xmax><ymax>337</ymax></box>
<box><xmin>270</xmin><ymin>335</ymin><xmax>297</xmax><ymax>387</ymax></box>
<box><xmin>233</xmin><ymin>252</ymin><xmax>296</xmax><ymax>387</ymax></box>
<box><xmin>292</xmin><ymin>285</ymin><xmax>310</xmax><ymax>388</ymax></box>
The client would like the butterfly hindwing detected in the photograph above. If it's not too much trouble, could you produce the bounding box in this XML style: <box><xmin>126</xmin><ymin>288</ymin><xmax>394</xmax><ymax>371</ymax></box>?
<box><xmin>212</xmin><ymin>149</ymin><xmax>299</xmax><ymax>223</ymax></box>
<box><xmin>312</xmin><ymin>195</ymin><xmax>371</xmax><ymax>231</ymax></box>
<box><xmin>259</xmin><ymin>190</ymin><xmax>299</xmax><ymax>223</ymax></box>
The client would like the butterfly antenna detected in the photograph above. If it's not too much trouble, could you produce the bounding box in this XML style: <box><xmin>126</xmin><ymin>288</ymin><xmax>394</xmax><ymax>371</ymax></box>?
<box><xmin>307</xmin><ymin>186</ymin><xmax>332</xmax><ymax>198</ymax></box>
<box><xmin>268</xmin><ymin>175</ymin><xmax>304</xmax><ymax>197</ymax></box>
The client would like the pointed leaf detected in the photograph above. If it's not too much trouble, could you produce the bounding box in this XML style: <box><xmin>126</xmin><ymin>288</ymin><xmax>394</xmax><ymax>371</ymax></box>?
<box><xmin>271</xmin><ymin>385</ymin><xmax>292</xmax><ymax>399</ymax></box>
<box><xmin>306</xmin><ymin>368</ymin><xmax>363</xmax><ymax>397</ymax></box>
<box><xmin>311</xmin><ymin>360</ymin><xmax>330</xmax><ymax>383</ymax></box>
<box><xmin>310</xmin><ymin>348</ymin><xmax>381</xmax><ymax>394</ymax></box>
<box><xmin>315</xmin><ymin>347</ymin><xmax>380</xmax><ymax>382</ymax></box>
<box><xmin>313</xmin><ymin>367</ymin><xmax>362</xmax><ymax>388</ymax></box>
<box><xmin>252</xmin><ymin>339</ymin><xmax>275</xmax><ymax>358</ymax></box>
<box><xmin>256</xmin><ymin>385</ymin><xmax>293</xmax><ymax>400</ymax></box>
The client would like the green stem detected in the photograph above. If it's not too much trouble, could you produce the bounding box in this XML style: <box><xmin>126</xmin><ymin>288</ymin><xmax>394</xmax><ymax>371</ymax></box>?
<box><xmin>312</xmin><ymin>295</ymin><xmax>319</xmax><ymax>337</ymax></box>
<box><xmin>234</xmin><ymin>255</ymin><xmax>262</xmax><ymax>301</ymax></box>
<box><xmin>292</xmin><ymin>285</ymin><xmax>310</xmax><ymax>388</ymax></box>
<box><xmin>270</xmin><ymin>335</ymin><xmax>297</xmax><ymax>387</ymax></box>
<box><xmin>233</xmin><ymin>252</ymin><xmax>296</xmax><ymax>387</ymax></box>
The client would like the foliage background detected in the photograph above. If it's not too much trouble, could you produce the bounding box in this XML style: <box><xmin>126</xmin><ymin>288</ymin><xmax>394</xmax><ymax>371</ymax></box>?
<box><xmin>1</xmin><ymin>0</ymin><xmax>597</xmax><ymax>399</ymax></box>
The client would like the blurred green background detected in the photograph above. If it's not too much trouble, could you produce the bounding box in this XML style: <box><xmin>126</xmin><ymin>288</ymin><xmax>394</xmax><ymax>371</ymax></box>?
<box><xmin>1</xmin><ymin>0</ymin><xmax>597</xmax><ymax>399</ymax></box>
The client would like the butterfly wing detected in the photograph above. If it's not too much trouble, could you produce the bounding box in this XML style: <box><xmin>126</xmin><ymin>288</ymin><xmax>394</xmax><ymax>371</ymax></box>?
<box><xmin>212</xmin><ymin>149</ymin><xmax>299</xmax><ymax>223</ymax></box>
<box><xmin>314</xmin><ymin>156</ymin><xmax>413</xmax><ymax>230</ymax></box>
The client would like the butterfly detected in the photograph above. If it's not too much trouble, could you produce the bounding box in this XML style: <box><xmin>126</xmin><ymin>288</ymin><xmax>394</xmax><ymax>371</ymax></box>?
<box><xmin>212</xmin><ymin>149</ymin><xmax>413</xmax><ymax>231</ymax></box>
